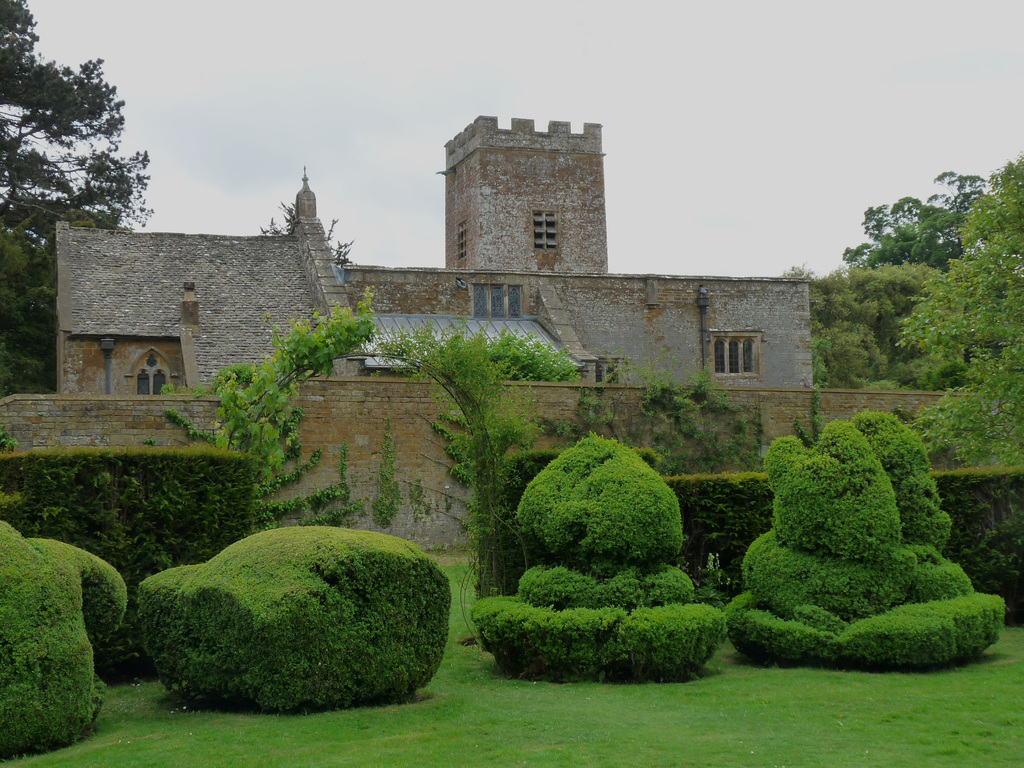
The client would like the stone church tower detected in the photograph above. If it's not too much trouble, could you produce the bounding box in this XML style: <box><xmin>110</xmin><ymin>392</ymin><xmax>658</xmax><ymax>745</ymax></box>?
<box><xmin>444</xmin><ymin>116</ymin><xmax>608</xmax><ymax>273</ymax></box>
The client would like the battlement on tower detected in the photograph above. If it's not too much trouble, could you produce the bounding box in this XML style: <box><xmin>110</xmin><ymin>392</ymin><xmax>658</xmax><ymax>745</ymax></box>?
<box><xmin>445</xmin><ymin>116</ymin><xmax>603</xmax><ymax>169</ymax></box>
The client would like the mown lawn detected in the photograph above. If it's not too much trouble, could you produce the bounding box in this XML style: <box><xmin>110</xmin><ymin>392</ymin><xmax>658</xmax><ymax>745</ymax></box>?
<box><xmin>9</xmin><ymin>564</ymin><xmax>1024</xmax><ymax>768</ymax></box>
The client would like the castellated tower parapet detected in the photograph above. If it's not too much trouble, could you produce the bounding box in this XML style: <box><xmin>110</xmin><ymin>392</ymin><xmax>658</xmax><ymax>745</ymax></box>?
<box><xmin>445</xmin><ymin>116</ymin><xmax>604</xmax><ymax>170</ymax></box>
<box><xmin>445</xmin><ymin>116</ymin><xmax>608</xmax><ymax>274</ymax></box>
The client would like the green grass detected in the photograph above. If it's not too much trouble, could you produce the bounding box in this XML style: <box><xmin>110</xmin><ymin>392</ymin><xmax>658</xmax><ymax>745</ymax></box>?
<box><xmin>8</xmin><ymin>564</ymin><xmax>1024</xmax><ymax>768</ymax></box>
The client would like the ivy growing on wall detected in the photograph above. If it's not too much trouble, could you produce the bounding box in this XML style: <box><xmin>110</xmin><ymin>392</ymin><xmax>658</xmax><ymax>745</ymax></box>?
<box><xmin>545</xmin><ymin>365</ymin><xmax>762</xmax><ymax>475</ymax></box>
<box><xmin>371</xmin><ymin>417</ymin><xmax>400</xmax><ymax>528</ymax></box>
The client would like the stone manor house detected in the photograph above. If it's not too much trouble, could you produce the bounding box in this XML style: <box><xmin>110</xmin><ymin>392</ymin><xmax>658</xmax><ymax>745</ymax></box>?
<box><xmin>55</xmin><ymin>116</ymin><xmax>813</xmax><ymax>396</ymax></box>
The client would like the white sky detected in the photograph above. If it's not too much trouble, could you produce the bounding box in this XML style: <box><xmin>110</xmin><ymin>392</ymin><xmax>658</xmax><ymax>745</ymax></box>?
<box><xmin>28</xmin><ymin>0</ymin><xmax>1024</xmax><ymax>278</ymax></box>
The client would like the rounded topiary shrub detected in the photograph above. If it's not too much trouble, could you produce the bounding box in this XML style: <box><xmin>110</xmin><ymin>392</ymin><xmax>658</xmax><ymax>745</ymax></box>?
<box><xmin>726</xmin><ymin>413</ymin><xmax>1003</xmax><ymax>669</ymax></box>
<box><xmin>0</xmin><ymin>521</ymin><xmax>127</xmax><ymax>760</ymax></box>
<box><xmin>138</xmin><ymin>526</ymin><xmax>450</xmax><ymax>712</ymax></box>
<box><xmin>473</xmin><ymin>435</ymin><xmax>725</xmax><ymax>682</ymax></box>
<box><xmin>517</xmin><ymin>432</ymin><xmax>683</xmax><ymax>576</ymax></box>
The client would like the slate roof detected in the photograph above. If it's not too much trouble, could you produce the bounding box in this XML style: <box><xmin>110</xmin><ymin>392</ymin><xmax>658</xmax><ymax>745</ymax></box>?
<box><xmin>364</xmin><ymin>314</ymin><xmax>581</xmax><ymax>368</ymax></box>
<box><xmin>62</xmin><ymin>227</ymin><xmax>316</xmax><ymax>382</ymax></box>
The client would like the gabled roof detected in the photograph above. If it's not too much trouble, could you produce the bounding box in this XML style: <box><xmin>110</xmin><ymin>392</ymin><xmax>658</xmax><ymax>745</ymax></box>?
<box><xmin>59</xmin><ymin>227</ymin><xmax>317</xmax><ymax>381</ymax></box>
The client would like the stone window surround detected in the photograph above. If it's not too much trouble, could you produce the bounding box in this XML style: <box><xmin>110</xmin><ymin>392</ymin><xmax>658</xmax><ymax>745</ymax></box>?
<box><xmin>472</xmin><ymin>283</ymin><xmax>523</xmax><ymax>319</ymax></box>
<box><xmin>127</xmin><ymin>348</ymin><xmax>172</xmax><ymax>396</ymax></box>
<box><xmin>456</xmin><ymin>220</ymin><xmax>467</xmax><ymax>260</ymax></box>
<box><xmin>533</xmin><ymin>211</ymin><xmax>558</xmax><ymax>250</ymax></box>
<box><xmin>711</xmin><ymin>332</ymin><xmax>762</xmax><ymax>377</ymax></box>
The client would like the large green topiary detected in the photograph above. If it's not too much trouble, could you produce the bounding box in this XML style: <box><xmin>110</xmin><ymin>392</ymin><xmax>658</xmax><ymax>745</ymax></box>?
<box><xmin>517</xmin><ymin>433</ymin><xmax>683</xmax><ymax>576</ymax></box>
<box><xmin>138</xmin><ymin>526</ymin><xmax>450</xmax><ymax>712</ymax></box>
<box><xmin>474</xmin><ymin>435</ymin><xmax>725</xmax><ymax>682</ymax></box>
<box><xmin>727</xmin><ymin>413</ymin><xmax>1003</xmax><ymax>669</ymax></box>
<box><xmin>0</xmin><ymin>520</ymin><xmax>127</xmax><ymax>760</ymax></box>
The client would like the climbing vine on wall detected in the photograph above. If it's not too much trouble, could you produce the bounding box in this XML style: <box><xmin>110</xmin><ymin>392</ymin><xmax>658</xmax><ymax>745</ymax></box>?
<box><xmin>544</xmin><ymin>365</ymin><xmax>763</xmax><ymax>475</ymax></box>
<box><xmin>371</xmin><ymin>417</ymin><xmax>400</xmax><ymax>528</ymax></box>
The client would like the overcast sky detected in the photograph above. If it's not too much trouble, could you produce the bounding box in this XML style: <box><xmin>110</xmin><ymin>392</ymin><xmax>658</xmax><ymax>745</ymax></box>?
<box><xmin>28</xmin><ymin>0</ymin><xmax>1024</xmax><ymax>278</ymax></box>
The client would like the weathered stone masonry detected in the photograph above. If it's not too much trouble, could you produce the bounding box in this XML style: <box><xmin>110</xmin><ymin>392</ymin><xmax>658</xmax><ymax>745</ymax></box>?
<box><xmin>0</xmin><ymin>381</ymin><xmax>943</xmax><ymax>547</ymax></box>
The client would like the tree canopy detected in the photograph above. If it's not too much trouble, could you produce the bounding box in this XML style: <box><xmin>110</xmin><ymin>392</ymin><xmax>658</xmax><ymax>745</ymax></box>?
<box><xmin>0</xmin><ymin>0</ymin><xmax>149</xmax><ymax>238</ymax></box>
<box><xmin>0</xmin><ymin>0</ymin><xmax>150</xmax><ymax>395</ymax></box>
<box><xmin>805</xmin><ymin>263</ymin><xmax>947</xmax><ymax>390</ymax></box>
<box><xmin>843</xmin><ymin>172</ymin><xmax>986</xmax><ymax>271</ymax></box>
<box><xmin>373</xmin><ymin>325</ymin><xmax>578</xmax><ymax>595</ymax></box>
<box><xmin>902</xmin><ymin>155</ymin><xmax>1024</xmax><ymax>464</ymax></box>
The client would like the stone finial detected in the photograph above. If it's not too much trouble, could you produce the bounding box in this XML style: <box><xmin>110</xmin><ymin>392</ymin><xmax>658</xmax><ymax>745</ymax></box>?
<box><xmin>296</xmin><ymin>169</ymin><xmax>317</xmax><ymax>219</ymax></box>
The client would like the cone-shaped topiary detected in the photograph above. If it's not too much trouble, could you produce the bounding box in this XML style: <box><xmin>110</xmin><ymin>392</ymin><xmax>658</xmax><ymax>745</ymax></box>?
<box><xmin>0</xmin><ymin>521</ymin><xmax>127</xmax><ymax>760</ymax></box>
<box><xmin>474</xmin><ymin>435</ymin><xmax>725</xmax><ymax>682</ymax></box>
<box><xmin>727</xmin><ymin>413</ymin><xmax>1003</xmax><ymax>669</ymax></box>
<box><xmin>139</xmin><ymin>526</ymin><xmax>450</xmax><ymax>712</ymax></box>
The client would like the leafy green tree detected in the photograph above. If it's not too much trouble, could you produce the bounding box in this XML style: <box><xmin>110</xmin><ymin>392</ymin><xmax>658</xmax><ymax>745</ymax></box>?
<box><xmin>168</xmin><ymin>295</ymin><xmax>376</xmax><ymax>527</ymax></box>
<box><xmin>808</xmin><ymin>263</ymin><xmax>939</xmax><ymax>389</ymax></box>
<box><xmin>903</xmin><ymin>155</ymin><xmax>1024</xmax><ymax>465</ymax></box>
<box><xmin>0</xmin><ymin>0</ymin><xmax>150</xmax><ymax>238</ymax></box>
<box><xmin>374</xmin><ymin>325</ymin><xmax>577</xmax><ymax>595</ymax></box>
<box><xmin>843</xmin><ymin>172</ymin><xmax>986</xmax><ymax>271</ymax></box>
<box><xmin>0</xmin><ymin>226</ymin><xmax>53</xmax><ymax>394</ymax></box>
<box><xmin>0</xmin><ymin>0</ymin><xmax>150</xmax><ymax>394</ymax></box>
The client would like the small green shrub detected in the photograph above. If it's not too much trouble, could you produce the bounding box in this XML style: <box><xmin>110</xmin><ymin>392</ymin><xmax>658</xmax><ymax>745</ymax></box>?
<box><xmin>0</xmin><ymin>521</ymin><xmax>126</xmax><ymax>760</ymax></box>
<box><xmin>139</xmin><ymin>526</ymin><xmax>450</xmax><ymax>712</ymax></box>
<box><xmin>0</xmin><ymin>447</ymin><xmax>257</xmax><ymax>676</ymax></box>
<box><xmin>727</xmin><ymin>413</ymin><xmax>1003</xmax><ymax>668</ymax></box>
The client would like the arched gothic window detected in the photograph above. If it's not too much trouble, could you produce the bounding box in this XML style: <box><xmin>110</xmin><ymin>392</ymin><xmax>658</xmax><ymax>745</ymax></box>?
<box><xmin>132</xmin><ymin>350</ymin><xmax>170</xmax><ymax>396</ymax></box>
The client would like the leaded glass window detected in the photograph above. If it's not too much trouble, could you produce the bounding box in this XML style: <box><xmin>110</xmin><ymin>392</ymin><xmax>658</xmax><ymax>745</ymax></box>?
<box><xmin>491</xmin><ymin>285</ymin><xmax>505</xmax><ymax>318</ymax></box>
<box><xmin>508</xmin><ymin>285</ymin><xmax>521</xmax><ymax>318</ymax></box>
<box><xmin>473</xmin><ymin>284</ymin><xmax>488</xmax><ymax>317</ymax></box>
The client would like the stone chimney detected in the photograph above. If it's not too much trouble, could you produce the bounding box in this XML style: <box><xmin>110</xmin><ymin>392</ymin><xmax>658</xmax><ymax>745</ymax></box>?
<box><xmin>179</xmin><ymin>282</ymin><xmax>200</xmax><ymax>388</ymax></box>
<box><xmin>181</xmin><ymin>281</ymin><xmax>199</xmax><ymax>330</ymax></box>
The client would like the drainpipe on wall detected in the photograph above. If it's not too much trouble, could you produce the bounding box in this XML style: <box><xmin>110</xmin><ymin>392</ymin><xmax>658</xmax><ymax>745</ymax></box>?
<box><xmin>100</xmin><ymin>337</ymin><xmax>115</xmax><ymax>394</ymax></box>
<box><xmin>696</xmin><ymin>286</ymin><xmax>710</xmax><ymax>369</ymax></box>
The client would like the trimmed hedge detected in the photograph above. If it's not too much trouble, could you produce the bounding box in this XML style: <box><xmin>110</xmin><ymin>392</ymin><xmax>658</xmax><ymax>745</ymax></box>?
<box><xmin>0</xmin><ymin>521</ymin><xmax>126</xmax><ymax>760</ymax></box>
<box><xmin>492</xmin><ymin>447</ymin><xmax>664</xmax><ymax>594</ymax></box>
<box><xmin>935</xmin><ymin>467</ymin><xmax>1024</xmax><ymax>623</ymax></box>
<box><xmin>727</xmin><ymin>592</ymin><xmax>1004</xmax><ymax>669</ymax></box>
<box><xmin>516</xmin><ymin>436</ymin><xmax>682</xmax><ymax>576</ymax></box>
<box><xmin>517</xmin><ymin>564</ymin><xmax>695</xmax><ymax>611</ymax></box>
<box><xmin>726</xmin><ymin>413</ymin><xmax>1004</xmax><ymax>669</ymax></box>
<box><xmin>139</xmin><ymin>526</ymin><xmax>450</xmax><ymax>712</ymax></box>
<box><xmin>473</xmin><ymin>597</ymin><xmax>724</xmax><ymax>682</ymax></box>
<box><xmin>0</xmin><ymin>447</ymin><xmax>258</xmax><ymax>676</ymax></box>
<box><xmin>474</xmin><ymin>435</ymin><xmax>725</xmax><ymax>682</ymax></box>
<box><xmin>667</xmin><ymin>471</ymin><xmax>773</xmax><ymax>589</ymax></box>
<box><xmin>673</xmin><ymin>465</ymin><xmax>1024</xmax><ymax>623</ymax></box>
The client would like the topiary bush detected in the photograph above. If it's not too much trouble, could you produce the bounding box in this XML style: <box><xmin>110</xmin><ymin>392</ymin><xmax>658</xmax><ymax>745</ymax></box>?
<box><xmin>726</xmin><ymin>412</ymin><xmax>1003</xmax><ymax>669</ymax></box>
<box><xmin>0</xmin><ymin>521</ymin><xmax>127</xmax><ymax>760</ymax></box>
<box><xmin>138</xmin><ymin>526</ymin><xmax>450</xmax><ymax>712</ymax></box>
<box><xmin>473</xmin><ymin>434</ymin><xmax>725</xmax><ymax>682</ymax></box>
<box><xmin>0</xmin><ymin>446</ymin><xmax>257</xmax><ymax>677</ymax></box>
